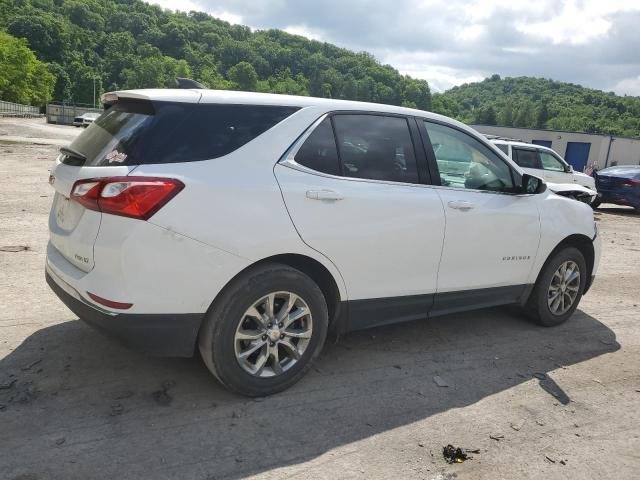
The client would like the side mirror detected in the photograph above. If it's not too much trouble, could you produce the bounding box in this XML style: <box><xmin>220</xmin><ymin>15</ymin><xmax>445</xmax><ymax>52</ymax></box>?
<box><xmin>565</xmin><ymin>165</ymin><xmax>574</xmax><ymax>173</ymax></box>
<box><xmin>521</xmin><ymin>173</ymin><xmax>546</xmax><ymax>194</ymax></box>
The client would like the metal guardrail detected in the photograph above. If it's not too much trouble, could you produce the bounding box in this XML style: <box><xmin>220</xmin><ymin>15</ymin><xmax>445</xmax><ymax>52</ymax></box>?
<box><xmin>46</xmin><ymin>103</ymin><xmax>103</xmax><ymax>126</ymax></box>
<box><xmin>0</xmin><ymin>100</ymin><xmax>41</xmax><ymax>117</ymax></box>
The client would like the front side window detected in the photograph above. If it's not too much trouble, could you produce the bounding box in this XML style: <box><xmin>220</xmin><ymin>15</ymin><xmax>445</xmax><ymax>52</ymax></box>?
<box><xmin>294</xmin><ymin>117</ymin><xmax>341</xmax><ymax>175</ymax></box>
<box><xmin>424</xmin><ymin>121</ymin><xmax>514</xmax><ymax>192</ymax></box>
<box><xmin>332</xmin><ymin>115</ymin><xmax>419</xmax><ymax>183</ymax></box>
<box><xmin>513</xmin><ymin>148</ymin><xmax>541</xmax><ymax>169</ymax></box>
<box><xmin>539</xmin><ymin>151</ymin><xmax>566</xmax><ymax>172</ymax></box>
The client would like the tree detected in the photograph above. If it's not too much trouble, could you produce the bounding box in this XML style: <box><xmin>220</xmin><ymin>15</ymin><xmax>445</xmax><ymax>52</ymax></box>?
<box><xmin>0</xmin><ymin>32</ymin><xmax>55</xmax><ymax>106</ymax></box>
<box><xmin>535</xmin><ymin>102</ymin><xmax>549</xmax><ymax>128</ymax></box>
<box><xmin>227</xmin><ymin>61</ymin><xmax>258</xmax><ymax>91</ymax></box>
<box><xmin>499</xmin><ymin>102</ymin><xmax>514</xmax><ymax>126</ymax></box>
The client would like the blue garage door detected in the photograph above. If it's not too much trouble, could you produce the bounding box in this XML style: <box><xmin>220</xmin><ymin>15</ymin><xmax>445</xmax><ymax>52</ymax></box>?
<box><xmin>565</xmin><ymin>142</ymin><xmax>591</xmax><ymax>171</ymax></box>
<box><xmin>532</xmin><ymin>139</ymin><xmax>552</xmax><ymax>148</ymax></box>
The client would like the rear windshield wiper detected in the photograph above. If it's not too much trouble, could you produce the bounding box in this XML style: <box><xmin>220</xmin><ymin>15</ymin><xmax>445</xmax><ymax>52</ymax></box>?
<box><xmin>59</xmin><ymin>146</ymin><xmax>87</xmax><ymax>166</ymax></box>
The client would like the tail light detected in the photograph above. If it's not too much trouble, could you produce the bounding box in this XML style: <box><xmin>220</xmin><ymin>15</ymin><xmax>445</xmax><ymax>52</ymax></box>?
<box><xmin>71</xmin><ymin>177</ymin><xmax>184</xmax><ymax>220</ymax></box>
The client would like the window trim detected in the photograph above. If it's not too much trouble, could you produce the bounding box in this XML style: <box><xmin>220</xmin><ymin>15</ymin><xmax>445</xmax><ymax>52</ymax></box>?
<box><xmin>418</xmin><ymin>118</ymin><xmax>524</xmax><ymax>196</ymax></box>
<box><xmin>280</xmin><ymin>111</ymin><xmax>431</xmax><ymax>187</ymax></box>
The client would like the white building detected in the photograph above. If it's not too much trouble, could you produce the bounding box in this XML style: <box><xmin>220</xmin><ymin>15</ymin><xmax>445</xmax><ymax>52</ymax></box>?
<box><xmin>472</xmin><ymin>124</ymin><xmax>640</xmax><ymax>172</ymax></box>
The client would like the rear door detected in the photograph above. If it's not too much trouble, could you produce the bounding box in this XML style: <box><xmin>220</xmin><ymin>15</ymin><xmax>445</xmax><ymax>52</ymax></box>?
<box><xmin>420</xmin><ymin>121</ymin><xmax>540</xmax><ymax>313</ymax></box>
<box><xmin>275</xmin><ymin>113</ymin><xmax>445</xmax><ymax>329</ymax></box>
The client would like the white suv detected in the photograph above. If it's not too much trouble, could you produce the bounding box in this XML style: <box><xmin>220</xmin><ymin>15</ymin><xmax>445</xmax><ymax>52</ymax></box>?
<box><xmin>46</xmin><ymin>88</ymin><xmax>601</xmax><ymax>396</ymax></box>
<box><xmin>490</xmin><ymin>139</ymin><xmax>597</xmax><ymax>190</ymax></box>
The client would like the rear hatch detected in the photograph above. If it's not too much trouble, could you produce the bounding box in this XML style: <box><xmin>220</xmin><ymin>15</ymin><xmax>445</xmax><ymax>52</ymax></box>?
<box><xmin>49</xmin><ymin>90</ymin><xmax>298</xmax><ymax>273</ymax></box>
<box><xmin>49</xmin><ymin>100</ymin><xmax>157</xmax><ymax>272</ymax></box>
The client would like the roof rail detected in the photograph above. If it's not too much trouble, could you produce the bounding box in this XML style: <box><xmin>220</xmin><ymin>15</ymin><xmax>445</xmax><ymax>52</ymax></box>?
<box><xmin>175</xmin><ymin>78</ymin><xmax>205</xmax><ymax>89</ymax></box>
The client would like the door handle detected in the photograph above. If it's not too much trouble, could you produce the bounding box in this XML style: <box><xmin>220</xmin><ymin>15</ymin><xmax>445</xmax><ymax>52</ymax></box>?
<box><xmin>306</xmin><ymin>190</ymin><xmax>344</xmax><ymax>201</ymax></box>
<box><xmin>448</xmin><ymin>200</ymin><xmax>475</xmax><ymax>211</ymax></box>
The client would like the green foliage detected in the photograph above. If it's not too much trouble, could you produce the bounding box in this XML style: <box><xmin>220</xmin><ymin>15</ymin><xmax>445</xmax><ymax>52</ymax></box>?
<box><xmin>1</xmin><ymin>0</ymin><xmax>638</xmax><ymax>137</ymax></box>
<box><xmin>0</xmin><ymin>31</ymin><xmax>55</xmax><ymax>105</ymax></box>
<box><xmin>0</xmin><ymin>0</ymin><xmax>432</xmax><ymax>110</ymax></box>
<box><xmin>439</xmin><ymin>75</ymin><xmax>640</xmax><ymax>137</ymax></box>
<box><xmin>228</xmin><ymin>61</ymin><xmax>258</xmax><ymax>90</ymax></box>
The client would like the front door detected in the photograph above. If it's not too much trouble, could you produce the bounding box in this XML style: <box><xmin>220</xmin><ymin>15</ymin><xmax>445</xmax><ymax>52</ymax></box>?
<box><xmin>421</xmin><ymin>121</ymin><xmax>541</xmax><ymax>314</ymax></box>
<box><xmin>275</xmin><ymin>114</ymin><xmax>445</xmax><ymax>329</ymax></box>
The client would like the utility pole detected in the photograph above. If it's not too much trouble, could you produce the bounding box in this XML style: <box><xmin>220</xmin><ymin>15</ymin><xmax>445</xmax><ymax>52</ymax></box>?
<box><xmin>93</xmin><ymin>77</ymin><xmax>96</xmax><ymax>108</ymax></box>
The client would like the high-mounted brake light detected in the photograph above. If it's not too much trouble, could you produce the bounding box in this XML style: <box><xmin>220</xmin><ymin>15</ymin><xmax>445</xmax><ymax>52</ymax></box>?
<box><xmin>70</xmin><ymin>177</ymin><xmax>184</xmax><ymax>220</ymax></box>
<box><xmin>101</xmin><ymin>92</ymin><xmax>119</xmax><ymax>105</ymax></box>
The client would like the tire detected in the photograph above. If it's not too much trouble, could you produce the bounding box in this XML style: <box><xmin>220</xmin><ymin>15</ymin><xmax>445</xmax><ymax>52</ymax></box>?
<box><xmin>590</xmin><ymin>199</ymin><xmax>601</xmax><ymax>209</ymax></box>
<box><xmin>198</xmin><ymin>263</ymin><xmax>328</xmax><ymax>396</ymax></box>
<box><xmin>525</xmin><ymin>247</ymin><xmax>587</xmax><ymax>327</ymax></box>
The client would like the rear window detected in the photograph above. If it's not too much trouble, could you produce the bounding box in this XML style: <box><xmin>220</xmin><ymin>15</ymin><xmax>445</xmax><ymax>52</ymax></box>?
<box><xmin>64</xmin><ymin>101</ymin><xmax>299</xmax><ymax>166</ymax></box>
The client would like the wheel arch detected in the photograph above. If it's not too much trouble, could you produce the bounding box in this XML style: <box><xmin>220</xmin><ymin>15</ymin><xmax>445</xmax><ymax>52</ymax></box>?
<box><xmin>533</xmin><ymin>234</ymin><xmax>595</xmax><ymax>297</ymax></box>
<box><xmin>202</xmin><ymin>253</ymin><xmax>345</xmax><ymax>334</ymax></box>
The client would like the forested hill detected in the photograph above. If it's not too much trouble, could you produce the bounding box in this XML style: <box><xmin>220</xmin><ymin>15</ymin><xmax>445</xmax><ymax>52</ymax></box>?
<box><xmin>432</xmin><ymin>75</ymin><xmax>640</xmax><ymax>137</ymax></box>
<box><xmin>0</xmin><ymin>0</ymin><xmax>432</xmax><ymax>109</ymax></box>
<box><xmin>1</xmin><ymin>1</ymin><xmax>639</xmax><ymax>137</ymax></box>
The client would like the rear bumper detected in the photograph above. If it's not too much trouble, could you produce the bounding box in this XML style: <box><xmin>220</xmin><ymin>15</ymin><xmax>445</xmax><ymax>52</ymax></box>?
<box><xmin>46</xmin><ymin>270</ymin><xmax>202</xmax><ymax>357</ymax></box>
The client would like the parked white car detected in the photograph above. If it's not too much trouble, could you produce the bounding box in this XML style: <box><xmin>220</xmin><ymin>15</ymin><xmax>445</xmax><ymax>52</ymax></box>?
<box><xmin>73</xmin><ymin>112</ymin><xmax>101</xmax><ymax>128</ymax></box>
<box><xmin>490</xmin><ymin>139</ymin><xmax>597</xmax><ymax>190</ymax></box>
<box><xmin>46</xmin><ymin>88</ymin><xmax>601</xmax><ymax>396</ymax></box>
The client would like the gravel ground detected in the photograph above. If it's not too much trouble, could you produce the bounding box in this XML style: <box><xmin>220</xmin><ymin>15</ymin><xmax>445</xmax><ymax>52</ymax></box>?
<box><xmin>1</xmin><ymin>118</ymin><xmax>639</xmax><ymax>480</ymax></box>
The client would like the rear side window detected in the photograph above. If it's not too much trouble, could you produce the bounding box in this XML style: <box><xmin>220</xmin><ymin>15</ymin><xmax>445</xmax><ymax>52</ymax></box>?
<box><xmin>513</xmin><ymin>148</ymin><xmax>541</xmax><ymax>169</ymax></box>
<box><xmin>332</xmin><ymin>115</ymin><xmax>419</xmax><ymax>183</ymax></box>
<box><xmin>66</xmin><ymin>102</ymin><xmax>299</xmax><ymax>166</ymax></box>
<box><xmin>294</xmin><ymin>118</ymin><xmax>341</xmax><ymax>175</ymax></box>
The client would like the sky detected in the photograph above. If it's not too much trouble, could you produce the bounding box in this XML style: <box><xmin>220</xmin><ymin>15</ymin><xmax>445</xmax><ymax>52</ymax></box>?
<box><xmin>148</xmin><ymin>0</ymin><xmax>640</xmax><ymax>96</ymax></box>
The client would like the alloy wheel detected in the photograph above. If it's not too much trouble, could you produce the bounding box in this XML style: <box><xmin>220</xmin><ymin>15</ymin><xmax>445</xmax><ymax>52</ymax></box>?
<box><xmin>547</xmin><ymin>260</ymin><xmax>581</xmax><ymax>315</ymax></box>
<box><xmin>234</xmin><ymin>291</ymin><xmax>313</xmax><ymax>377</ymax></box>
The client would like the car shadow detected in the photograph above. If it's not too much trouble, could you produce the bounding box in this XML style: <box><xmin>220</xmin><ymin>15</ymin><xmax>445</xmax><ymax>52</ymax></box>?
<box><xmin>1</xmin><ymin>307</ymin><xmax>619</xmax><ymax>479</ymax></box>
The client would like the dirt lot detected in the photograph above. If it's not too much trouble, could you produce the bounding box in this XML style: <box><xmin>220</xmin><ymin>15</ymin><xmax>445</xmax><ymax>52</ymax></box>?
<box><xmin>1</xmin><ymin>118</ymin><xmax>639</xmax><ymax>480</ymax></box>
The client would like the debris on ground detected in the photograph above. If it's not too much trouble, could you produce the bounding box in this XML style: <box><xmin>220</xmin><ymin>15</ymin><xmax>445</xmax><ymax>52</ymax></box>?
<box><xmin>489</xmin><ymin>434</ymin><xmax>504</xmax><ymax>441</ymax></box>
<box><xmin>433</xmin><ymin>375</ymin><xmax>449</xmax><ymax>387</ymax></box>
<box><xmin>152</xmin><ymin>381</ymin><xmax>175</xmax><ymax>406</ymax></box>
<box><xmin>0</xmin><ymin>378</ymin><xmax>17</xmax><ymax>390</ymax></box>
<box><xmin>510</xmin><ymin>420</ymin><xmax>525</xmax><ymax>431</ymax></box>
<box><xmin>21</xmin><ymin>359</ymin><xmax>42</xmax><ymax>371</ymax></box>
<box><xmin>0</xmin><ymin>245</ymin><xmax>29</xmax><ymax>252</ymax></box>
<box><xmin>55</xmin><ymin>437</ymin><xmax>66</xmax><ymax>445</ymax></box>
<box><xmin>443</xmin><ymin>444</ymin><xmax>478</xmax><ymax>464</ymax></box>
<box><xmin>110</xmin><ymin>403</ymin><xmax>124</xmax><ymax>416</ymax></box>
<box><xmin>114</xmin><ymin>390</ymin><xmax>134</xmax><ymax>400</ymax></box>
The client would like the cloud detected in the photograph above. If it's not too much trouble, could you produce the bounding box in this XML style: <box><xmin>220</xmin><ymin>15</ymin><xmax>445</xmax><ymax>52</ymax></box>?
<box><xmin>147</xmin><ymin>0</ymin><xmax>640</xmax><ymax>95</ymax></box>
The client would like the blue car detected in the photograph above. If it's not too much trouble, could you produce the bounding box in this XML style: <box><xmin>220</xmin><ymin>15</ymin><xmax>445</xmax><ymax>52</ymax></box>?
<box><xmin>593</xmin><ymin>165</ymin><xmax>640</xmax><ymax>211</ymax></box>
